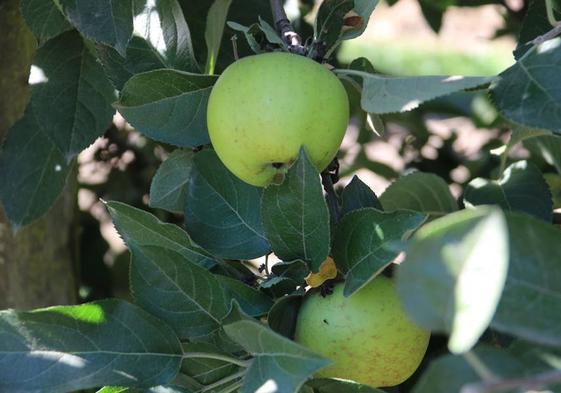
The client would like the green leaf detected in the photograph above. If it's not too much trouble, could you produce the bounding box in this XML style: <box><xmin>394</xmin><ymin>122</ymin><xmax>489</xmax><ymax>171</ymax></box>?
<box><xmin>227</xmin><ymin>21</ymin><xmax>265</xmax><ymax>54</ymax></box>
<box><xmin>514</xmin><ymin>0</ymin><xmax>561</xmax><ymax>59</ymax></box>
<box><xmin>464</xmin><ymin>161</ymin><xmax>553</xmax><ymax>222</ymax></box>
<box><xmin>150</xmin><ymin>149</ymin><xmax>193</xmax><ymax>214</ymax></box>
<box><xmin>261</xmin><ymin>149</ymin><xmax>330</xmax><ymax>272</ymax></box>
<box><xmin>412</xmin><ymin>347</ymin><xmax>524</xmax><ymax>393</ymax></box>
<box><xmin>333</xmin><ymin>208</ymin><xmax>426</xmax><ymax>296</ymax></box>
<box><xmin>21</xmin><ymin>0</ymin><xmax>72</xmax><ymax>41</ymax></box>
<box><xmin>524</xmin><ymin>134</ymin><xmax>561</xmax><ymax>173</ymax></box>
<box><xmin>223</xmin><ymin>304</ymin><xmax>331</xmax><ymax>393</ymax></box>
<box><xmin>499</xmin><ymin>127</ymin><xmax>551</xmax><ymax>173</ymax></box>
<box><xmin>204</xmin><ymin>0</ymin><xmax>233</xmax><ymax>74</ymax></box>
<box><xmin>31</xmin><ymin>30</ymin><xmax>115</xmax><ymax>159</ymax></box>
<box><xmin>134</xmin><ymin>0</ymin><xmax>200</xmax><ymax>72</ymax></box>
<box><xmin>0</xmin><ymin>107</ymin><xmax>71</xmax><ymax>228</ymax></box>
<box><xmin>341</xmin><ymin>0</ymin><xmax>379</xmax><ymax>41</ymax></box>
<box><xmin>181</xmin><ymin>342</ymin><xmax>237</xmax><ymax>386</ymax></box>
<box><xmin>268</xmin><ymin>294</ymin><xmax>303</xmax><ymax>339</ymax></box>
<box><xmin>185</xmin><ymin>150</ymin><xmax>270</xmax><ymax>260</ymax></box>
<box><xmin>107</xmin><ymin>201</ymin><xmax>216</xmax><ymax>269</ymax></box>
<box><xmin>0</xmin><ymin>300</ymin><xmax>182</xmax><ymax>392</ymax></box>
<box><xmin>491</xmin><ymin>38</ymin><xmax>561</xmax><ymax>134</ymax></box>
<box><xmin>116</xmin><ymin>70</ymin><xmax>216</xmax><ymax>147</ymax></box>
<box><xmin>397</xmin><ymin>207</ymin><xmax>508</xmax><ymax>354</ymax></box>
<box><xmin>341</xmin><ymin>175</ymin><xmax>382</xmax><ymax>216</ymax></box>
<box><xmin>380</xmin><ymin>172</ymin><xmax>458</xmax><ymax>215</ymax></box>
<box><xmin>95</xmin><ymin>36</ymin><xmax>167</xmax><ymax>91</ymax></box>
<box><xmin>216</xmin><ymin>275</ymin><xmax>273</xmax><ymax>317</ymax></box>
<box><xmin>313</xmin><ymin>0</ymin><xmax>354</xmax><ymax>57</ymax></box>
<box><xmin>492</xmin><ymin>213</ymin><xmax>561</xmax><ymax>347</ymax></box>
<box><xmin>129</xmin><ymin>245</ymin><xmax>229</xmax><ymax>342</ymax></box>
<box><xmin>339</xmin><ymin>69</ymin><xmax>493</xmax><ymax>114</ymax></box>
<box><xmin>60</xmin><ymin>0</ymin><xmax>133</xmax><ymax>56</ymax></box>
<box><xmin>307</xmin><ymin>378</ymin><xmax>386</xmax><ymax>392</ymax></box>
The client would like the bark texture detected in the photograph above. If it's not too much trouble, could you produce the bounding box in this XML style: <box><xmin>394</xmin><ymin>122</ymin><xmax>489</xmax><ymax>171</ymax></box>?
<box><xmin>0</xmin><ymin>0</ymin><xmax>78</xmax><ymax>309</ymax></box>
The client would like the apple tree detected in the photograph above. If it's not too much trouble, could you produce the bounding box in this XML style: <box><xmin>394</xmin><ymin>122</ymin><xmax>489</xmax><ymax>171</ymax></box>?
<box><xmin>0</xmin><ymin>0</ymin><xmax>561</xmax><ymax>392</ymax></box>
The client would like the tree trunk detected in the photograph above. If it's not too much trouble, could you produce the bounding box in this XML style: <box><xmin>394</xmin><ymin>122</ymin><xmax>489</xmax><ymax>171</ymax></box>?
<box><xmin>0</xmin><ymin>0</ymin><xmax>78</xmax><ymax>309</ymax></box>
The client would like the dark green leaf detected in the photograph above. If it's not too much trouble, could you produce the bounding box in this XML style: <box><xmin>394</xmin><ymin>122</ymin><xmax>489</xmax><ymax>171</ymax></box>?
<box><xmin>524</xmin><ymin>134</ymin><xmax>561</xmax><ymax>173</ymax></box>
<box><xmin>0</xmin><ymin>300</ymin><xmax>182</xmax><ymax>392</ymax></box>
<box><xmin>492</xmin><ymin>213</ymin><xmax>561</xmax><ymax>347</ymax></box>
<box><xmin>340</xmin><ymin>69</ymin><xmax>494</xmax><ymax>114</ymax></box>
<box><xmin>181</xmin><ymin>342</ymin><xmax>238</xmax><ymax>386</ymax></box>
<box><xmin>271</xmin><ymin>260</ymin><xmax>310</xmax><ymax>285</ymax></box>
<box><xmin>268</xmin><ymin>294</ymin><xmax>303</xmax><ymax>339</ymax></box>
<box><xmin>464</xmin><ymin>160</ymin><xmax>553</xmax><ymax>221</ymax></box>
<box><xmin>136</xmin><ymin>0</ymin><xmax>199</xmax><ymax>72</ymax></box>
<box><xmin>314</xmin><ymin>0</ymin><xmax>353</xmax><ymax>56</ymax></box>
<box><xmin>227</xmin><ymin>21</ymin><xmax>265</xmax><ymax>54</ymax></box>
<box><xmin>261</xmin><ymin>149</ymin><xmax>330</xmax><ymax>272</ymax></box>
<box><xmin>0</xmin><ymin>107</ymin><xmax>71</xmax><ymax>228</ymax></box>
<box><xmin>223</xmin><ymin>304</ymin><xmax>330</xmax><ymax>393</ymax></box>
<box><xmin>107</xmin><ymin>201</ymin><xmax>216</xmax><ymax>269</ymax></box>
<box><xmin>412</xmin><ymin>347</ymin><xmax>524</xmax><ymax>393</ymax></box>
<box><xmin>333</xmin><ymin>208</ymin><xmax>426</xmax><ymax>296</ymax></box>
<box><xmin>514</xmin><ymin>0</ymin><xmax>561</xmax><ymax>59</ymax></box>
<box><xmin>491</xmin><ymin>39</ymin><xmax>561</xmax><ymax>134</ymax></box>
<box><xmin>204</xmin><ymin>0</ymin><xmax>233</xmax><ymax>74</ymax></box>
<box><xmin>31</xmin><ymin>30</ymin><xmax>115</xmax><ymax>159</ymax></box>
<box><xmin>340</xmin><ymin>0</ymin><xmax>379</xmax><ymax>41</ymax></box>
<box><xmin>129</xmin><ymin>246</ymin><xmax>229</xmax><ymax>343</ymax></box>
<box><xmin>380</xmin><ymin>172</ymin><xmax>458</xmax><ymax>215</ymax></box>
<box><xmin>21</xmin><ymin>0</ymin><xmax>72</xmax><ymax>41</ymax></box>
<box><xmin>116</xmin><ymin>70</ymin><xmax>216</xmax><ymax>147</ymax></box>
<box><xmin>216</xmin><ymin>275</ymin><xmax>273</xmax><ymax>317</ymax></box>
<box><xmin>418</xmin><ymin>1</ymin><xmax>444</xmax><ymax>32</ymax></box>
<box><xmin>96</xmin><ymin>36</ymin><xmax>167</xmax><ymax>91</ymax></box>
<box><xmin>185</xmin><ymin>150</ymin><xmax>270</xmax><ymax>259</ymax></box>
<box><xmin>60</xmin><ymin>0</ymin><xmax>133</xmax><ymax>56</ymax></box>
<box><xmin>397</xmin><ymin>207</ymin><xmax>508</xmax><ymax>353</ymax></box>
<box><xmin>150</xmin><ymin>149</ymin><xmax>193</xmax><ymax>214</ymax></box>
<box><xmin>341</xmin><ymin>175</ymin><xmax>382</xmax><ymax>215</ymax></box>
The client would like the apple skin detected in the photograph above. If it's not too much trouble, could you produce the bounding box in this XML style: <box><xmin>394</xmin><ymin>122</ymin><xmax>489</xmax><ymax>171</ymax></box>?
<box><xmin>207</xmin><ymin>52</ymin><xmax>349</xmax><ymax>187</ymax></box>
<box><xmin>294</xmin><ymin>276</ymin><xmax>430</xmax><ymax>388</ymax></box>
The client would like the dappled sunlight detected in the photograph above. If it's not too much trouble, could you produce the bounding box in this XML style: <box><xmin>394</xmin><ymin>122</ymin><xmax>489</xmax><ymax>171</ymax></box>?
<box><xmin>49</xmin><ymin>303</ymin><xmax>106</xmax><ymax>325</ymax></box>
<box><xmin>256</xmin><ymin>379</ymin><xmax>279</xmax><ymax>393</ymax></box>
<box><xmin>28</xmin><ymin>65</ymin><xmax>48</xmax><ymax>85</ymax></box>
<box><xmin>27</xmin><ymin>351</ymin><xmax>87</xmax><ymax>369</ymax></box>
<box><xmin>134</xmin><ymin>0</ymin><xmax>168</xmax><ymax>54</ymax></box>
<box><xmin>443</xmin><ymin>76</ymin><xmax>464</xmax><ymax>82</ymax></box>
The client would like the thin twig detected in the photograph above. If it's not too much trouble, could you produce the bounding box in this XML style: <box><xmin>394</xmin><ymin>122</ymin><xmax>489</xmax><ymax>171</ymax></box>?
<box><xmin>321</xmin><ymin>158</ymin><xmax>341</xmax><ymax>224</ymax></box>
<box><xmin>270</xmin><ymin>0</ymin><xmax>306</xmax><ymax>54</ymax></box>
<box><xmin>231</xmin><ymin>34</ymin><xmax>239</xmax><ymax>60</ymax></box>
<box><xmin>460</xmin><ymin>369</ymin><xmax>561</xmax><ymax>393</ymax></box>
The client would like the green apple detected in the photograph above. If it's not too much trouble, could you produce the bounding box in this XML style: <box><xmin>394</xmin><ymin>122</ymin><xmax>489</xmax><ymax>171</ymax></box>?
<box><xmin>207</xmin><ymin>52</ymin><xmax>349</xmax><ymax>187</ymax></box>
<box><xmin>295</xmin><ymin>276</ymin><xmax>430</xmax><ymax>387</ymax></box>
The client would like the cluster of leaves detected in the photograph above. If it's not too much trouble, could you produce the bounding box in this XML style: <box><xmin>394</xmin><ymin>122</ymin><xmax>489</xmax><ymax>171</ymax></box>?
<box><xmin>1</xmin><ymin>0</ymin><xmax>561</xmax><ymax>392</ymax></box>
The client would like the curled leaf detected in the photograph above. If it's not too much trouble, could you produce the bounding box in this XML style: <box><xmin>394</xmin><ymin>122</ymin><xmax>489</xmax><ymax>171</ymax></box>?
<box><xmin>305</xmin><ymin>257</ymin><xmax>338</xmax><ymax>288</ymax></box>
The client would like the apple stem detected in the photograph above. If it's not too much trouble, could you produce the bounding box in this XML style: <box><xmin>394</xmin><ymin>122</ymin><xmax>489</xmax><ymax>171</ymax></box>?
<box><xmin>321</xmin><ymin>158</ymin><xmax>341</xmax><ymax>224</ymax></box>
<box><xmin>270</xmin><ymin>0</ymin><xmax>306</xmax><ymax>55</ymax></box>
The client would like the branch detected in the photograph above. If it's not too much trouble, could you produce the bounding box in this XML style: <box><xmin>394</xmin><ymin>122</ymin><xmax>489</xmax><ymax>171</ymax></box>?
<box><xmin>321</xmin><ymin>158</ymin><xmax>341</xmax><ymax>224</ymax></box>
<box><xmin>270</xmin><ymin>0</ymin><xmax>306</xmax><ymax>54</ymax></box>
<box><xmin>460</xmin><ymin>369</ymin><xmax>561</xmax><ymax>393</ymax></box>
